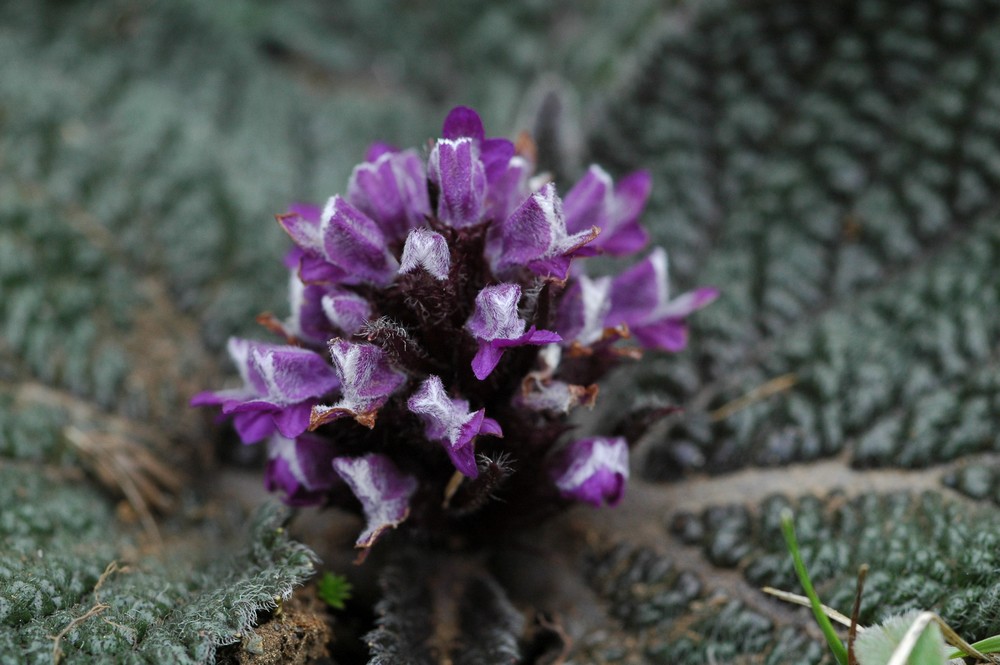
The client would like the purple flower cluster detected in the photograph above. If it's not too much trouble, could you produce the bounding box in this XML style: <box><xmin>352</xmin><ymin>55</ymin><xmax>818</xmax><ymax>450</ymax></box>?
<box><xmin>194</xmin><ymin>107</ymin><xmax>717</xmax><ymax>557</ymax></box>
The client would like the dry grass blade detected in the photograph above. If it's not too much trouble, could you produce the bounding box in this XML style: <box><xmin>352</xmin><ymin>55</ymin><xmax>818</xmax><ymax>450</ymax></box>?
<box><xmin>932</xmin><ymin>616</ymin><xmax>992</xmax><ymax>663</ymax></box>
<box><xmin>849</xmin><ymin>564</ymin><xmax>869</xmax><ymax>665</ymax></box>
<box><xmin>64</xmin><ymin>425</ymin><xmax>183</xmax><ymax>545</ymax></box>
<box><xmin>49</xmin><ymin>559</ymin><xmax>132</xmax><ymax>663</ymax></box>
<box><xmin>710</xmin><ymin>373</ymin><xmax>797</xmax><ymax>422</ymax></box>
<box><xmin>50</xmin><ymin>602</ymin><xmax>110</xmax><ymax>664</ymax></box>
<box><xmin>762</xmin><ymin>586</ymin><xmax>862</xmax><ymax>632</ymax></box>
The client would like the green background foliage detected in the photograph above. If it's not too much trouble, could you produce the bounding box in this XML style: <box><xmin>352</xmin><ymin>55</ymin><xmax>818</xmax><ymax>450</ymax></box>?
<box><xmin>3</xmin><ymin>0</ymin><xmax>1000</xmax><ymax>662</ymax></box>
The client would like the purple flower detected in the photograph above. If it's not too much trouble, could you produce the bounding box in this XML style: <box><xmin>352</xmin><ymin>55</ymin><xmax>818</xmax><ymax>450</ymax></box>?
<box><xmin>347</xmin><ymin>148</ymin><xmax>430</xmax><ymax>242</ymax></box>
<box><xmin>278</xmin><ymin>195</ymin><xmax>398</xmax><ymax>286</ymax></box>
<box><xmin>261</xmin><ymin>257</ymin><xmax>377</xmax><ymax>346</ymax></box>
<box><xmin>197</xmin><ymin>104</ymin><xmax>717</xmax><ymax>551</ymax></box>
<box><xmin>558</xmin><ymin>248</ymin><xmax>718</xmax><ymax>352</ymax></box>
<box><xmin>263</xmin><ymin>273</ymin><xmax>335</xmax><ymax>345</ymax></box>
<box><xmin>191</xmin><ymin>338</ymin><xmax>339</xmax><ymax>443</ymax></box>
<box><xmin>264</xmin><ymin>433</ymin><xmax>340</xmax><ymax>506</ymax></box>
<box><xmin>310</xmin><ymin>339</ymin><xmax>406</xmax><ymax>429</ymax></box>
<box><xmin>555</xmin><ymin>274</ymin><xmax>614</xmax><ymax>347</ymax></box>
<box><xmin>563</xmin><ymin>165</ymin><xmax>651</xmax><ymax>256</ymax></box>
<box><xmin>320</xmin><ymin>289</ymin><xmax>372</xmax><ymax>338</ymax></box>
<box><xmin>485</xmin><ymin>154</ymin><xmax>533</xmax><ymax>224</ymax></box>
<box><xmin>606</xmin><ymin>248</ymin><xmax>719</xmax><ymax>351</ymax></box>
<box><xmin>549</xmin><ymin>436</ymin><xmax>629</xmax><ymax>506</ymax></box>
<box><xmin>428</xmin><ymin>137</ymin><xmax>487</xmax><ymax>228</ymax></box>
<box><xmin>407</xmin><ymin>375</ymin><xmax>502</xmax><ymax>477</ymax></box>
<box><xmin>441</xmin><ymin>105</ymin><xmax>517</xmax><ymax>186</ymax></box>
<box><xmin>286</xmin><ymin>202</ymin><xmax>322</xmax><ymax>226</ymax></box>
<box><xmin>398</xmin><ymin>228</ymin><xmax>451</xmax><ymax>280</ymax></box>
<box><xmin>332</xmin><ymin>453</ymin><xmax>419</xmax><ymax>553</ymax></box>
<box><xmin>267</xmin><ymin>274</ymin><xmax>369</xmax><ymax>344</ymax></box>
<box><xmin>489</xmin><ymin>183</ymin><xmax>599</xmax><ymax>281</ymax></box>
<box><xmin>441</xmin><ymin>105</ymin><xmax>486</xmax><ymax>142</ymax></box>
<box><xmin>465</xmin><ymin>283</ymin><xmax>561</xmax><ymax>380</ymax></box>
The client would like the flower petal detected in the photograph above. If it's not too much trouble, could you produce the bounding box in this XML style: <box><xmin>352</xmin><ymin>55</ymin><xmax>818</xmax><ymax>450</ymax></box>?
<box><xmin>318</xmin><ymin>196</ymin><xmax>399</xmax><ymax>286</ymax></box>
<box><xmin>270</xmin><ymin>403</ymin><xmax>315</xmax><ymax>439</ymax></box>
<box><xmin>555</xmin><ymin>274</ymin><xmax>613</xmax><ymax>346</ymax></box>
<box><xmin>364</xmin><ymin>141</ymin><xmax>395</xmax><ymax>162</ymax></box>
<box><xmin>564</xmin><ymin>166</ymin><xmax>650</xmax><ymax>256</ymax></box>
<box><xmin>398</xmin><ymin>228</ymin><xmax>451</xmax><ymax>280</ymax></box>
<box><xmin>310</xmin><ymin>340</ymin><xmax>406</xmax><ymax>429</ymax></box>
<box><xmin>250</xmin><ymin>344</ymin><xmax>341</xmax><ymax>406</ymax></box>
<box><xmin>563</xmin><ymin>165</ymin><xmax>612</xmax><ymax>235</ymax></box>
<box><xmin>320</xmin><ymin>290</ymin><xmax>372</xmax><ymax>337</ymax></box>
<box><xmin>332</xmin><ymin>453</ymin><xmax>418</xmax><ymax>551</ymax></box>
<box><xmin>492</xmin><ymin>183</ymin><xmax>598</xmax><ymax>280</ymax></box>
<box><xmin>602</xmin><ymin>170</ymin><xmax>651</xmax><ymax>255</ymax></box>
<box><xmin>281</xmin><ymin>274</ymin><xmax>341</xmax><ymax>344</ymax></box>
<box><xmin>232</xmin><ymin>410</ymin><xmax>277</xmax><ymax>444</ymax></box>
<box><xmin>471</xmin><ymin>342</ymin><xmax>506</xmax><ymax>381</ymax></box>
<box><xmin>478</xmin><ymin>416</ymin><xmax>503</xmax><ymax>437</ymax></box>
<box><xmin>480</xmin><ymin>137</ymin><xmax>517</xmax><ymax>184</ymax></box>
<box><xmin>276</xmin><ymin>208</ymin><xmax>323</xmax><ymax>252</ymax></box>
<box><xmin>466</xmin><ymin>283</ymin><xmax>525</xmax><ymax>342</ymax></box>
<box><xmin>442</xmin><ymin>106</ymin><xmax>485</xmax><ymax>143</ymax></box>
<box><xmin>265</xmin><ymin>433</ymin><xmax>340</xmax><ymax>506</ymax></box>
<box><xmin>281</xmin><ymin>196</ymin><xmax>398</xmax><ymax>286</ymax></box>
<box><xmin>407</xmin><ymin>375</ymin><xmax>502</xmax><ymax>477</ymax></box>
<box><xmin>298</xmin><ymin>253</ymin><xmax>347</xmax><ymax>284</ymax></box>
<box><xmin>630</xmin><ymin>286</ymin><xmax>720</xmax><ymax>352</ymax></box>
<box><xmin>487</xmin><ymin>325</ymin><xmax>562</xmax><ymax>350</ymax></box>
<box><xmin>193</xmin><ymin>339</ymin><xmax>339</xmax><ymax>442</ymax></box>
<box><xmin>347</xmin><ymin>148</ymin><xmax>430</xmax><ymax>241</ymax></box>
<box><xmin>484</xmin><ymin>154</ymin><xmax>532</xmax><ymax>224</ymax></box>
<box><xmin>466</xmin><ymin>285</ymin><xmax>561</xmax><ymax>379</ymax></box>
<box><xmin>607</xmin><ymin>248</ymin><xmax>718</xmax><ymax>351</ymax></box>
<box><xmin>428</xmin><ymin>137</ymin><xmax>487</xmax><ymax>228</ymax></box>
<box><xmin>656</xmin><ymin>286</ymin><xmax>722</xmax><ymax>319</ymax></box>
<box><xmin>406</xmin><ymin>375</ymin><xmax>472</xmax><ymax>444</ymax></box>
<box><xmin>550</xmin><ymin>436</ymin><xmax>629</xmax><ymax>506</ymax></box>
<box><xmin>607</xmin><ymin>247</ymin><xmax>668</xmax><ymax>325</ymax></box>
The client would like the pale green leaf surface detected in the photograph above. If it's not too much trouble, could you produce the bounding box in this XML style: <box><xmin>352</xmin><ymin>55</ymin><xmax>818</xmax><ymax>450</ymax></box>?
<box><xmin>855</xmin><ymin>612</ymin><xmax>948</xmax><ymax>665</ymax></box>
<box><xmin>573</xmin><ymin>0</ymin><xmax>1000</xmax><ymax>661</ymax></box>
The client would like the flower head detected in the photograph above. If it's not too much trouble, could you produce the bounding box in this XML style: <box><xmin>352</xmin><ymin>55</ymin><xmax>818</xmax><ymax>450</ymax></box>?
<box><xmin>195</xmin><ymin>106</ymin><xmax>716</xmax><ymax>556</ymax></box>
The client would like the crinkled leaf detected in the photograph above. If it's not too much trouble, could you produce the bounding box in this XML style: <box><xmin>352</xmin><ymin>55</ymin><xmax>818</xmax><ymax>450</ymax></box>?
<box><xmin>9</xmin><ymin>0</ymin><xmax>1000</xmax><ymax>663</ymax></box>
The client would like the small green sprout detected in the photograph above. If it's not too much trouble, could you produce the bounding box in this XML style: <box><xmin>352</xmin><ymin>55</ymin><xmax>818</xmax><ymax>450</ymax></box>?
<box><xmin>778</xmin><ymin>508</ymin><xmax>849</xmax><ymax>664</ymax></box>
<box><xmin>317</xmin><ymin>571</ymin><xmax>352</xmax><ymax>610</ymax></box>
<box><xmin>769</xmin><ymin>509</ymin><xmax>1000</xmax><ymax>665</ymax></box>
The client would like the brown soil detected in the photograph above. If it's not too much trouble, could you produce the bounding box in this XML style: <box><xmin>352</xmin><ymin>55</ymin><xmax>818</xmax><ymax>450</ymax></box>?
<box><xmin>217</xmin><ymin>587</ymin><xmax>334</xmax><ymax>665</ymax></box>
